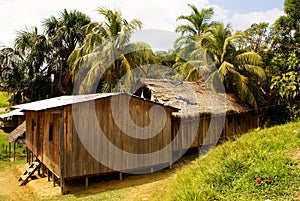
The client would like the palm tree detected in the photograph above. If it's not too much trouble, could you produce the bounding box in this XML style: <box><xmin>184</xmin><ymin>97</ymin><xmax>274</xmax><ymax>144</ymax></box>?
<box><xmin>174</xmin><ymin>5</ymin><xmax>215</xmax><ymax>79</ymax></box>
<box><xmin>176</xmin><ymin>22</ymin><xmax>266</xmax><ymax>108</ymax></box>
<box><xmin>9</xmin><ymin>27</ymin><xmax>52</xmax><ymax>103</ymax></box>
<box><xmin>0</xmin><ymin>47</ymin><xmax>19</xmax><ymax>82</ymax></box>
<box><xmin>14</xmin><ymin>27</ymin><xmax>50</xmax><ymax>79</ymax></box>
<box><xmin>68</xmin><ymin>7</ymin><xmax>155</xmax><ymax>93</ymax></box>
<box><xmin>176</xmin><ymin>5</ymin><xmax>214</xmax><ymax>37</ymax></box>
<box><xmin>43</xmin><ymin>9</ymin><xmax>91</xmax><ymax>95</ymax></box>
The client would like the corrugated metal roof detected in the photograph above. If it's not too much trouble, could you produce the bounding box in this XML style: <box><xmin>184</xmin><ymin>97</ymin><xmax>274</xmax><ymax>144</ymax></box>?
<box><xmin>12</xmin><ymin>93</ymin><xmax>118</xmax><ymax>111</ymax></box>
<box><xmin>0</xmin><ymin>108</ymin><xmax>24</xmax><ymax>118</ymax></box>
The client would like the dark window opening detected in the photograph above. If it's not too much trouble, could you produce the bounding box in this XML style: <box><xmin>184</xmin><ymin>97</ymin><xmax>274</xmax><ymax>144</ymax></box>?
<box><xmin>49</xmin><ymin>123</ymin><xmax>53</xmax><ymax>141</ymax></box>
<box><xmin>31</xmin><ymin>120</ymin><xmax>35</xmax><ymax>132</ymax></box>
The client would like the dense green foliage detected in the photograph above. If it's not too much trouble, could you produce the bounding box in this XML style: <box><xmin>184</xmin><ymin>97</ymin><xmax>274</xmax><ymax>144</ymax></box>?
<box><xmin>0</xmin><ymin>0</ymin><xmax>299</xmax><ymax>124</ymax></box>
<box><xmin>0</xmin><ymin>92</ymin><xmax>10</xmax><ymax>108</ymax></box>
<box><xmin>155</xmin><ymin>121</ymin><xmax>300</xmax><ymax>201</ymax></box>
<box><xmin>68</xmin><ymin>7</ymin><xmax>156</xmax><ymax>93</ymax></box>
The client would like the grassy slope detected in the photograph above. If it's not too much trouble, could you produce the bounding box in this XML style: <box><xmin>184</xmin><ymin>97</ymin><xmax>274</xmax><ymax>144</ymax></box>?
<box><xmin>153</xmin><ymin>121</ymin><xmax>300</xmax><ymax>201</ymax></box>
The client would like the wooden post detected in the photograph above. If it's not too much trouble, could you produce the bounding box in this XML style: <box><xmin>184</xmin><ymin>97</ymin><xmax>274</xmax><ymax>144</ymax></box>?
<box><xmin>52</xmin><ymin>173</ymin><xmax>56</xmax><ymax>187</ymax></box>
<box><xmin>47</xmin><ymin>169</ymin><xmax>50</xmax><ymax>182</ymax></box>
<box><xmin>59</xmin><ymin>111</ymin><xmax>65</xmax><ymax>194</ymax></box>
<box><xmin>169</xmin><ymin>162</ymin><xmax>172</xmax><ymax>170</ymax></box>
<box><xmin>5</xmin><ymin>145</ymin><xmax>7</xmax><ymax>157</ymax></box>
<box><xmin>119</xmin><ymin>172</ymin><xmax>123</xmax><ymax>181</ymax></box>
<box><xmin>8</xmin><ymin>143</ymin><xmax>11</xmax><ymax>158</ymax></box>
<box><xmin>13</xmin><ymin>142</ymin><xmax>16</xmax><ymax>161</ymax></box>
<box><xmin>38</xmin><ymin>165</ymin><xmax>41</xmax><ymax>176</ymax></box>
<box><xmin>85</xmin><ymin>177</ymin><xmax>89</xmax><ymax>188</ymax></box>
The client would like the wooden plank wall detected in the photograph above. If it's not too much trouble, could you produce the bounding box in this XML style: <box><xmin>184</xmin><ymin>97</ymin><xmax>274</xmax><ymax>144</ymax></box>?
<box><xmin>25</xmin><ymin>111</ymin><xmax>38</xmax><ymax>154</ymax></box>
<box><xmin>63</xmin><ymin>94</ymin><xmax>173</xmax><ymax>179</ymax></box>
<box><xmin>25</xmin><ymin>110</ymin><xmax>61</xmax><ymax>175</ymax></box>
<box><xmin>171</xmin><ymin>113</ymin><xmax>259</xmax><ymax>151</ymax></box>
<box><xmin>41</xmin><ymin>111</ymin><xmax>60</xmax><ymax>175</ymax></box>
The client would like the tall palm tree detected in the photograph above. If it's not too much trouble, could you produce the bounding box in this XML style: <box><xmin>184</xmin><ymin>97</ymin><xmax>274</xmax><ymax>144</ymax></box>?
<box><xmin>11</xmin><ymin>27</ymin><xmax>52</xmax><ymax>103</ymax></box>
<box><xmin>14</xmin><ymin>27</ymin><xmax>50</xmax><ymax>78</ymax></box>
<box><xmin>68</xmin><ymin>7</ymin><xmax>155</xmax><ymax>93</ymax></box>
<box><xmin>43</xmin><ymin>9</ymin><xmax>91</xmax><ymax>95</ymax></box>
<box><xmin>0</xmin><ymin>47</ymin><xmax>19</xmax><ymax>82</ymax></box>
<box><xmin>176</xmin><ymin>5</ymin><xmax>214</xmax><ymax>37</ymax></box>
<box><xmin>174</xmin><ymin>5</ymin><xmax>214</xmax><ymax>77</ymax></box>
<box><xmin>176</xmin><ymin>23</ymin><xmax>266</xmax><ymax>108</ymax></box>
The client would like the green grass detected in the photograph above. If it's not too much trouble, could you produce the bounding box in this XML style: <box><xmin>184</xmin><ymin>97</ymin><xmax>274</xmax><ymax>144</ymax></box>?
<box><xmin>0</xmin><ymin>92</ymin><xmax>10</xmax><ymax>108</ymax></box>
<box><xmin>0</xmin><ymin>130</ymin><xmax>26</xmax><ymax>170</ymax></box>
<box><xmin>154</xmin><ymin>121</ymin><xmax>300</xmax><ymax>201</ymax></box>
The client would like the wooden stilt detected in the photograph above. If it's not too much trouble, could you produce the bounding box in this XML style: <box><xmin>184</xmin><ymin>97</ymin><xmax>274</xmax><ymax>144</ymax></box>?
<box><xmin>169</xmin><ymin>162</ymin><xmax>173</xmax><ymax>169</ymax></box>
<box><xmin>13</xmin><ymin>143</ymin><xmax>16</xmax><ymax>161</ymax></box>
<box><xmin>37</xmin><ymin>165</ymin><xmax>41</xmax><ymax>176</ymax></box>
<box><xmin>61</xmin><ymin>178</ymin><xmax>65</xmax><ymax>195</ymax></box>
<box><xmin>31</xmin><ymin>152</ymin><xmax>33</xmax><ymax>163</ymax></box>
<box><xmin>119</xmin><ymin>172</ymin><xmax>123</xmax><ymax>181</ymax></box>
<box><xmin>26</xmin><ymin>148</ymin><xmax>28</xmax><ymax>163</ymax></box>
<box><xmin>52</xmin><ymin>173</ymin><xmax>55</xmax><ymax>187</ymax></box>
<box><xmin>47</xmin><ymin>169</ymin><xmax>50</xmax><ymax>182</ymax></box>
<box><xmin>8</xmin><ymin>143</ymin><xmax>11</xmax><ymax>158</ymax></box>
<box><xmin>85</xmin><ymin>177</ymin><xmax>89</xmax><ymax>188</ymax></box>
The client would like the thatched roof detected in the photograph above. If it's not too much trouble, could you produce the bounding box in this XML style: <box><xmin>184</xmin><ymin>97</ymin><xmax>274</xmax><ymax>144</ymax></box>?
<box><xmin>133</xmin><ymin>78</ymin><xmax>253</xmax><ymax>117</ymax></box>
<box><xmin>7</xmin><ymin>121</ymin><xmax>26</xmax><ymax>143</ymax></box>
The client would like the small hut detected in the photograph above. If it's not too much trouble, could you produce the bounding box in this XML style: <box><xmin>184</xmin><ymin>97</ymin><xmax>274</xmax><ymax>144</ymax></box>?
<box><xmin>133</xmin><ymin>78</ymin><xmax>260</xmax><ymax>152</ymax></box>
<box><xmin>7</xmin><ymin>121</ymin><xmax>26</xmax><ymax>160</ymax></box>
<box><xmin>13</xmin><ymin>93</ymin><xmax>177</xmax><ymax>193</ymax></box>
<box><xmin>0</xmin><ymin>109</ymin><xmax>25</xmax><ymax>133</ymax></box>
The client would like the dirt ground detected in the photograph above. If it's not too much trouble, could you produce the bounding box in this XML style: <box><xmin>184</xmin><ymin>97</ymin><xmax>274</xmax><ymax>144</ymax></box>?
<box><xmin>0</xmin><ymin>152</ymin><xmax>197</xmax><ymax>201</ymax></box>
<box><xmin>0</xmin><ymin>163</ymin><xmax>61</xmax><ymax>200</ymax></box>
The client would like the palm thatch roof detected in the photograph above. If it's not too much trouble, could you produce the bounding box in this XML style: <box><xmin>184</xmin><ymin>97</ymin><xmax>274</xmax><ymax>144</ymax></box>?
<box><xmin>133</xmin><ymin>78</ymin><xmax>254</xmax><ymax>117</ymax></box>
<box><xmin>7</xmin><ymin>121</ymin><xmax>26</xmax><ymax>143</ymax></box>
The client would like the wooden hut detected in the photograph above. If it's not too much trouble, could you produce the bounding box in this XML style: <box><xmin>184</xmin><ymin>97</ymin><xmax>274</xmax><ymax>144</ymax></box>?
<box><xmin>133</xmin><ymin>78</ymin><xmax>260</xmax><ymax>153</ymax></box>
<box><xmin>13</xmin><ymin>93</ymin><xmax>176</xmax><ymax>193</ymax></box>
<box><xmin>0</xmin><ymin>109</ymin><xmax>25</xmax><ymax>133</ymax></box>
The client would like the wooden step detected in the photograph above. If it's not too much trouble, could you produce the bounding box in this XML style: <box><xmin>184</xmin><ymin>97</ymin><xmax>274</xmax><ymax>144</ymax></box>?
<box><xmin>21</xmin><ymin>175</ymin><xmax>28</xmax><ymax>181</ymax></box>
<box><xmin>27</xmin><ymin>167</ymin><xmax>35</xmax><ymax>173</ymax></box>
<box><xmin>32</xmin><ymin>161</ymin><xmax>40</xmax><ymax>166</ymax></box>
<box><xmin>19</xmin><ymin>161</ymin><xmax>41</xmax><ymax>186</ymax></box>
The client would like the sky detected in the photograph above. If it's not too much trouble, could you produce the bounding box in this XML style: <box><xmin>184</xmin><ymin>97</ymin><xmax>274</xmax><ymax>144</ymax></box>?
<box><xmin>0</xmin><ymin>0</ymin><xmax>285</xmax><ymax>49</ymax></box>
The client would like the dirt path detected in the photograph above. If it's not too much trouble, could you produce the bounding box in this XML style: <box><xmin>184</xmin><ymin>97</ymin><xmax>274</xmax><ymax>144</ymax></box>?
<box><xmin>0</xmin><ymin>164</ymin><xmax>33</xmax><ymax>201</ymax></box>
<box><xmin>0</xmin><ymin>164</ymin><xmax>61</xmax><ymax>201</ymax></box>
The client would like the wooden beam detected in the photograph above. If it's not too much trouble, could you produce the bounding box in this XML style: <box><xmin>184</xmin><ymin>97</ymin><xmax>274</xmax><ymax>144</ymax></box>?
<box><xmin>8</xmin><ymin>143</ymin><xmax>11</xmax><ymax>158</ymax></box>
<box><xmin>85</xmin><ymin>177</ymin><xmax>89</xmax><ymax>188</ymax></box>
<box><xmin>47</xmin><ymin>169</ymin><xmax>50</xmax><ymax>182</ymax></box>
<box><xmin>119</xmin><ymin>172</ymin><xmax>123</xmax><ymax>181</ymax></box>
<box><xmin>26</xmin><ymin>148</ymin><xmax>28</xmax><ymax>163</ymax></box>
<box><xmin>52</xmin><ymin>173</ymin><xmax>55</xmax><ymax>187</ymax></box>
<box><xmin>13</xmin><ymin>142</ymin><xmax>16</xmax><ymax>161</ymax></box>
<box><xmin>59</xmin><ymin>111</ymin><xmax>66</xmax><ymax>194</ymax></box>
